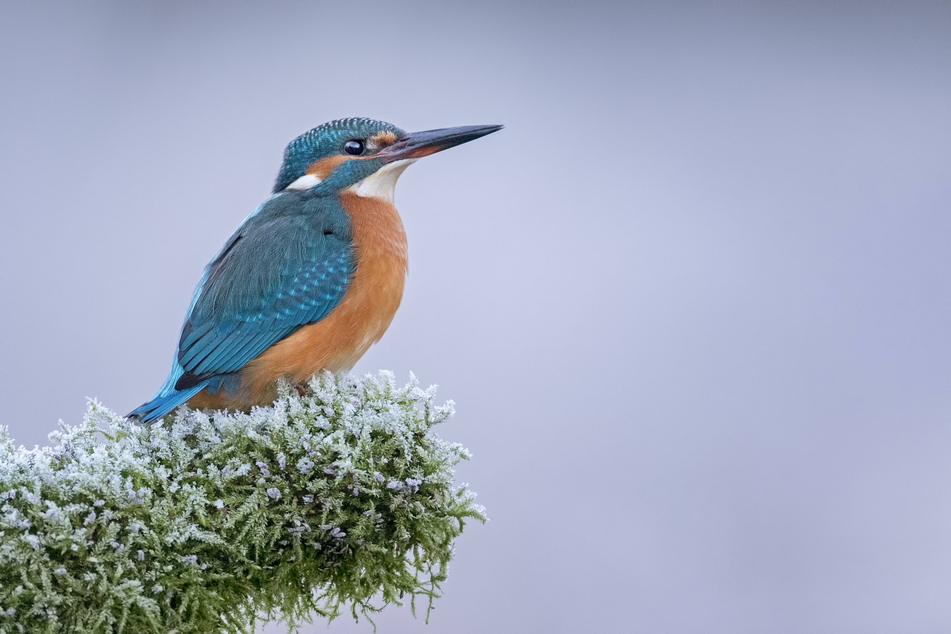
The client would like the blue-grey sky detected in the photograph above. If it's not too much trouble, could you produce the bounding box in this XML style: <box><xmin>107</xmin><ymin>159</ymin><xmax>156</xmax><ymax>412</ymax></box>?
<box><xmin>2</xmin><ymin>2</ymin><xmax>950</xmax><ymax>632</ymax></box>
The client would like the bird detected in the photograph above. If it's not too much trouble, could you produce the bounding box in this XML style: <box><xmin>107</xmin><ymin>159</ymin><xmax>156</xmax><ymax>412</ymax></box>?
<box><xmin>128</xmin><ymin>117</ymin><xmax>501</xmax><ymax>422</ymax></box>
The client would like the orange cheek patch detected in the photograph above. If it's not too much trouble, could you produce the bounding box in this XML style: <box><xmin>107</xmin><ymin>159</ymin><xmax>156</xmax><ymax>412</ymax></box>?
<box><xmin>304</xmin><ymin>155</ymin><xmax>352</xmax><ymax>179</ymax></box>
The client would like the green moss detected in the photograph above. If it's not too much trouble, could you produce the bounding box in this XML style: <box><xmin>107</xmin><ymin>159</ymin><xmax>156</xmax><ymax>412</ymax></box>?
<box><xmin>0</xmin><ymin>372</ymin><xmax>483</xmax><ymax>632</ymax></box>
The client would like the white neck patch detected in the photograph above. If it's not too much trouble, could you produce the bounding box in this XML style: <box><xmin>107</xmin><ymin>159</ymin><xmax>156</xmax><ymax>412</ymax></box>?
<box><xmin>285</xmin><ymin>173</ymin><xmax>323</xmax><ymax>190</ymax></box>
<box><xmin>348</xmin><ymin>159</ymin><xmax>417</xmax><ymax>203</ymax></box>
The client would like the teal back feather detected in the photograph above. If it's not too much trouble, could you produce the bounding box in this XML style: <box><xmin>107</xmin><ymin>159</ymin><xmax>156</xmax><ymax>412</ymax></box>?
<box><xmin>175</xmin><ymin>189</ymin><xmax>355</xmax><ymax>388</ymax></box>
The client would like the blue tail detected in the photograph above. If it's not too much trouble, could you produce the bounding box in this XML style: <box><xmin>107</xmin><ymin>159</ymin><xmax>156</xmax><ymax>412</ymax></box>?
<box><xmin>127</xmin><ymin>386</ymin><xmax>205</xmax><ymax>422</ymax></box>
<box><xmin>128</xmin><ymin>362</ymin><xmax>206</xmax><ymax>423</ymax></box>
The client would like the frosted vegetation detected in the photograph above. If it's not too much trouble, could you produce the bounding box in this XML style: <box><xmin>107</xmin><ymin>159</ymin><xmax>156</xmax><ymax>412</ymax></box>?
<box><xmin>0</xmin><ymin>372</ymin><xmax>483</xmax><ymax>632</ymax></box>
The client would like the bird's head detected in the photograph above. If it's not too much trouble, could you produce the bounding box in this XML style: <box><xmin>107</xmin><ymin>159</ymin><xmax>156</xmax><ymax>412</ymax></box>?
<box><xmin>273</xmin><ymin>117</ymin><xmax>502</xmax><ymax>202</ymax></box>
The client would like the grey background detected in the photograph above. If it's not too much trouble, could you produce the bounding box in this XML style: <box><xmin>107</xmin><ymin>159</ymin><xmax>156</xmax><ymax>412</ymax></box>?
<box><xmin>2</xmin><ymin>1</ymin><xmax>950</xmax><ymax>632</ymax></box>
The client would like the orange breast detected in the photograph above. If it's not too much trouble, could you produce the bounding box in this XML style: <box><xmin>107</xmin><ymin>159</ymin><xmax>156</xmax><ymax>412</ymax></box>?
<box><xmin>186</xmin><ymin>192</ymin><xmax>408</xmax><ymax>411</ymax></box>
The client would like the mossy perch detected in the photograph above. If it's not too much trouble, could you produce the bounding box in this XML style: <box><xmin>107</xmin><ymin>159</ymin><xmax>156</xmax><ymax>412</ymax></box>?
<box><xmin>0</xmin><ymin>372</ymin><xmax>483</xmax><ymax>632</ymax></box>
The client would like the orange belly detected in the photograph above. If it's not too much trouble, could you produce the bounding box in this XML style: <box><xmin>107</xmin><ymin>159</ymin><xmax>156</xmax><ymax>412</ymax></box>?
<box><xmin>186</xmin><ymin>192</ymin><xmax>408</xmax><ymax>411</ymax></box>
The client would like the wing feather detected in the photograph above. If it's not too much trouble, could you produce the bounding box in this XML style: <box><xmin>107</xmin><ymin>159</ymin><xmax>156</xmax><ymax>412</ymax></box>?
<box><xmin>174</xmin><ymin>194</ymin><xmax>353</xmax><ymax>389</ymax></box>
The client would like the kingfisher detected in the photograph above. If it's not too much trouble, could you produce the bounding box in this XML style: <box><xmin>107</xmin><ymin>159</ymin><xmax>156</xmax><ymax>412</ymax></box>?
<box><xmin>129</xmin><ymin>117</ymin><xmax>501</xmax><ymax>422</ymax></box>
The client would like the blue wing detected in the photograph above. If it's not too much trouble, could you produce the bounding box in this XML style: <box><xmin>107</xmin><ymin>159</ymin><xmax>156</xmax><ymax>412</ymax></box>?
<box><xmin>129</xmin><ymin>191</ymin><xmax>353</xmax><ymax>421</ymax></box>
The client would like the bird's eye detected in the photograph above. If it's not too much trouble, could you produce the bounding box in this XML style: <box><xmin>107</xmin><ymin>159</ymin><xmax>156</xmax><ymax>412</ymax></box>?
<box><xmin>344</xmin><ymin>140</ymin><xmax>365</xmax><ymax>155</ymax></box>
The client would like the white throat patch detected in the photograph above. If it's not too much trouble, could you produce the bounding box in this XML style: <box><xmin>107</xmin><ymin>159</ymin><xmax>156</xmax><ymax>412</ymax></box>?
<box><xmin>348</xmin><ymin>159</ymin><xmax>417</xmax><ymax>203</ymax></box>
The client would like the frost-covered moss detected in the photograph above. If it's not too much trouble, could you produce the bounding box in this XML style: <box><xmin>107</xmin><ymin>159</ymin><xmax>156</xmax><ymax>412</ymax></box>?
<box><xmin>0</xmin><ymin>372</ymin><xmax>483</xmax><ymax>633</ymax></box>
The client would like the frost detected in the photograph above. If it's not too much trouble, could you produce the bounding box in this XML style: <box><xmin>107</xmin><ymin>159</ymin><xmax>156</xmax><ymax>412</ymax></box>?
<box><xmin>0</xmin><ymin>371</ymin><xmax>483</xmax><ymax>632</ymax></box>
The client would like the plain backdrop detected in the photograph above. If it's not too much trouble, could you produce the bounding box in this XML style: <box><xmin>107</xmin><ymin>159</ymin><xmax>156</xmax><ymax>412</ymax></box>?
<box><xmin>2</xmin><ymin>2</ymin><xmax>950</xmax><ymax>632</ymax></box>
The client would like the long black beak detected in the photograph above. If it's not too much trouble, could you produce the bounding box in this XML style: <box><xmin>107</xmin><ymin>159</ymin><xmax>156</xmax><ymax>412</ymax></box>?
<box><xmin>378</xmin><ymin>124</ymin><xmax>503</xmax><ymax>163</ymax></box>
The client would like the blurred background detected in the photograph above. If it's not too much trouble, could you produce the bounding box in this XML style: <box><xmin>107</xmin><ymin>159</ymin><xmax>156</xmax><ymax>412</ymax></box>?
<box><xmin>1</xmin><ymin>1</ymin><xmax>950</xmax><ymax>632</ymax></box>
